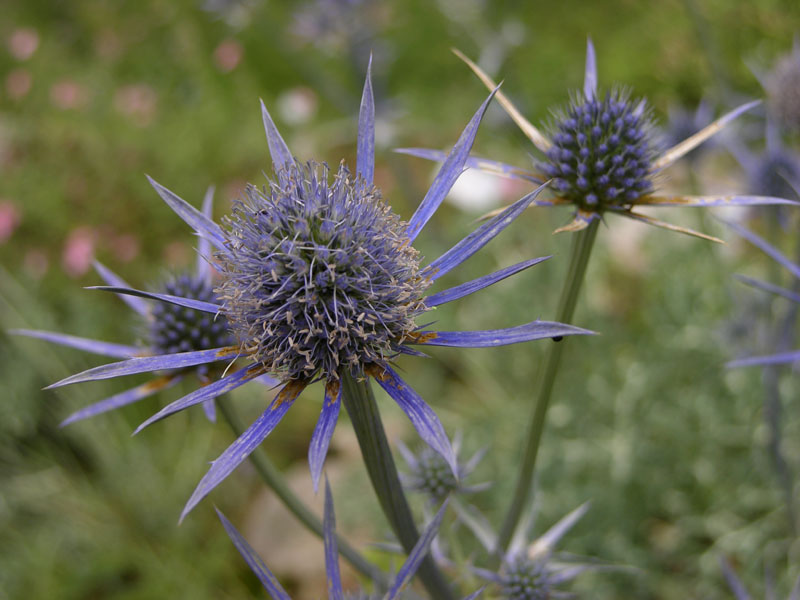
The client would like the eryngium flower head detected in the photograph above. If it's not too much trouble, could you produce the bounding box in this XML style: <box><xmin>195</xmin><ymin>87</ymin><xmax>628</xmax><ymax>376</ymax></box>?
<box><xmin>151</xmin><ymin>272</ymin><xmax>234</xmax><ymax>355</ymax></box>
<box><xmin>398</xmin><ymin>433</ymin><xmax>489</xmax><ymax>502</ymax></box>
<box><xmin>501</xmin><ymin>559</ymin><xmax>551</xmax><ymax>600</ymax></box>
<box><xmin>217</xmin><ymin>160</ymin><xmax>428</xmax><ymax>380</ymax></box>
<box><xmin>400</xmin><ymin>40</ymin><xmax>799</xmax><ymax>241</ymax></box>
<box><xmin>467</xmin><ymin>502</ymin><xmax>598</xmax><ymax>599</ymax></box>
<box><xmin>766</xmin><ymin>41</ymin><xmax>800</xmax><ymax>132</ymax></box>
<box><xmin>542</xmin><ymin>89</ymin><xmax>657</xmax><ymax>210</ymax></box>
<box><xmin>11</xmin><ymin>189</ymin><xmax>235</xmax><ymax>426</ymax></box>
<box><xmin>217</xmin><ymin>481</ymin><xmax>483</xmax><ymax>599</ymax></box>
<box><xmin>43</xmin><ymin>60</ymin><xmax>592</xmax><ymax>521</ymax></box>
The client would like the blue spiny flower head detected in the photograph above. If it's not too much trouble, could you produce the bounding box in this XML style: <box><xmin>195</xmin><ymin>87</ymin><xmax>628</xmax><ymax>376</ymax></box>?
<box><xmin>543</xmin><ymin>88</ymin><xmax>657</xmax><ymax>211</ymax></box>
<box><xmin>217</xmin><ymin>160</ymin><xmax>428</xmax><ymax>381</ymax></box>
<box><xmin>11</xmin><ymin>188</ymin><xmax>235</xmax><ymax>426</ymax></box>
<box><xmin>150</xmin><ymin>271</ymin><xmax>234</xmax><ymax>356</ymax></box>
<box><xmin>41</xmin><ymin>58</ymin><xmax>594</xmax><ymax>522</ymax></box>
<box><xmin>500</xmin><ymin>558</ymin><xmax>551</xmax><ymax>600</ymax></box>
<box><xmin>398</xmin><ymin>433</ymin><xmax>489</xmax><ymax>503</ymax></box>
<box><xmin>399</xmin><ymin>39</ymin><xmax>800</xmax><ymax>241</ymax></box>
<box><xmin>465</xmin><ymin>502</ymin><xmax>599</xmax><ymax>599</ymax></box>
<box><xmin>404</xmin><ymin>444</ymin><xmax>459</xmax><ymax>501</ymax></box>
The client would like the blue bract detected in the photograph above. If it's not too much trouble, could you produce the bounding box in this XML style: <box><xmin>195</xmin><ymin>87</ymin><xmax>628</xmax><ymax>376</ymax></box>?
<box><xmin>42</xmin><ymin>59</ymin><xmax>594</xmax><ymax>521</ymax></box>
<box><xmin>217</xmin><ymin>480</ymin><xmax>484</xmax><ymax>599</ymax></box>
<box><xmin>399</xmin><ymin>40</ymin><xmax>799</xmax><ymax>242</ymax></box>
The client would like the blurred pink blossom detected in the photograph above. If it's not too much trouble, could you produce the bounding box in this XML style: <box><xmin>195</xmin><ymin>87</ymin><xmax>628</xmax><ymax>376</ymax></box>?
<box><xmin>62</xmin><ymin>227</ymin><xmax>96</xmax><ymax>278</ymax></box>
<box><xmin>24</xmin><ymin>249</ymin><xmax>49</xmax><ymax>280</ymax></box>
<box><xmin>113</xmin><ymin>84</ymin><xmax>157</xmax><ymax>126</ymax></box>
<box><xmin>214</xmin><ymin>39</ymin><xmax>243</xmax><ymax>73</ymax></box>
<box><xmin>50</xmin><ymin>80</ymin><xmax>89</xmax><ymax>110</ymax></box>
<box><xmin>0</xmin><ymin>201</ymin><xmax>21</xmax><ymax>243</ymax></box>
<box><xmin>110</xmin><ymin>233</ymin><xmax>140</xmax><ymax>262</ymax></box>
<box><xmin>8</xmin><ymin>28</ymin><xmax>39</xmax><ymax>61</ymax></box>
<box><xmin>5</xmin><ymin>69</ymin><xmax>32</xmax><ymax>100</ymax></box>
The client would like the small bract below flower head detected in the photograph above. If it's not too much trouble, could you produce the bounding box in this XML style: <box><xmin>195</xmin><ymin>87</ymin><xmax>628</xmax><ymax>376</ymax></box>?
<box><xmin>217</xmin><ymin>160</ymin><xmax>428</xmax><ymax>381</ymax></box>
<box><xmin>151</xmin><ymin>272</ymin><xmax>234</xmax><ymax>355</ymax></box>
<box><xmin>543</xmin><ymin>90</ymin><xmax>657</xmax><ymax>210</ymax></box>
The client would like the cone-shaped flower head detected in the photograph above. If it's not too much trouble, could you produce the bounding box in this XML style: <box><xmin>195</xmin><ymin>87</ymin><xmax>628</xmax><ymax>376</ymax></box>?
<box><xmin>40</xmin><ymin>60</ymin><xmax>594</xmax><ymax>521</ymax></box>
<box><xmin>542</xmin><ymin>90</ymin><xmax>656</xmax><ymax>210</ymax></box>
<box><xmin>399</xmin><ymin>39</ymin><xmax>799</xmax><ymax>241</ymax></box>
<box><xmin>217</xmin><ymin>161</ymin><xmax>428</xmax><ymax>380</ymax></box>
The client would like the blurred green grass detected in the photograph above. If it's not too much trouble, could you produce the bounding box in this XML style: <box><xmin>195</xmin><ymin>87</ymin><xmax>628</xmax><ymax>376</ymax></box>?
<box><xmin>1</xmin><ymin>0</ymin><xmax>799</xmax><ymax>598</ymax></box>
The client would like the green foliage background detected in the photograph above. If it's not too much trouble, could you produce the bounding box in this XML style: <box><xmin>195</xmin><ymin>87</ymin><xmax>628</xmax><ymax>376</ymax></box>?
<box><xmin>1</xmin><ymin>0</ymin><xmax>799</xmax><ymax>598</ymax></box>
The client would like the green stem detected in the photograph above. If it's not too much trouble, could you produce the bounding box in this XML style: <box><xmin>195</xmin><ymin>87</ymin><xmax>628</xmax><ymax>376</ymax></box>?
<box><xmin>495</xmin><ymin>219</ymin><xmax>600</xmax><ymax>556</ymax></box>
<box><xmin>340</xmin><ymin>372</ymin><xmax>455</xmax><ymax>600</ymax></box>
<box><xmin>214</xmin><ymin>395</ymin><xmax>386</xmax><ymax>586</ymax></box>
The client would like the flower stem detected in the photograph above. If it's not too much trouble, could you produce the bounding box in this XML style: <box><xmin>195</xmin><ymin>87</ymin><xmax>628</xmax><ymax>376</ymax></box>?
<box><xmin>495</xmin><ymin>219</ymin><xmax>600</xmax><ymax>555</ymax></box>
<box><xmin>340</xmin><ymin>372</ymin><xmax>455</xmax><ymax>600</ymax></box>
<box><xmin>214</xmin><ymin>395</ymin><xmax>386</xmax><ymax>585</ymax></box>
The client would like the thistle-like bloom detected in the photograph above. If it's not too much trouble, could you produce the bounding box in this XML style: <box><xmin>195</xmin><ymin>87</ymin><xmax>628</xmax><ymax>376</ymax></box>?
<box><xmin>399</xmin><ymin>40</ymin><xmax>798</xmax><ymax>242</ymax></box>
<box><xmin>11</xmin><ymin>189</ymin><xmax>241</xmax><ymax>425</ymax></box>
<box><xmin>464</xmin><ymin>502</ymin><xmax>597</xmax><ymax>599</ymax></box>
<box><xmin>44</xmin><ymin>61</ymin><xmax>592</xmax><ymax>521</ymax></box>
<box><xmin>398</xmin><ymin>433</ymin><xmax>489</xmax><ymax>503</ymax></box>
<box><xmin>720</xmin><ymin>556</ymin><xmax>800</xmax><ymax>600</ymax></box>
<box><xmin>724</xmin><ymin>219</ymin><xmax>800</xmax><ymax>368</ymax></box>
<box><xmin>217</xmin><ymin>480</ymin><xmax>484</xmax><ymax>599</ymax></box>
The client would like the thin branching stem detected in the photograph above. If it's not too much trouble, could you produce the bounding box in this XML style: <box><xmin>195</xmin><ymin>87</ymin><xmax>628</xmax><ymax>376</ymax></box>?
<box><xmin>495</xmin><ymin>219</ymin><xmax>600</xmax><ymax>556</ymax></box>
